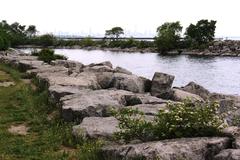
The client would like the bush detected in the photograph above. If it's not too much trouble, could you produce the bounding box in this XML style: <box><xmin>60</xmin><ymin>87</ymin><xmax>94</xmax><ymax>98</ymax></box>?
<box><xmin>80</xmin><ymin>37</ymin><xmax>95</xmax><ymax>47</ymax></box>
<box><xmin>37</xmin><ymin>34</ymin><xmax>56</xmax><ymax>47</ymax></box>
<box><xmin>113</xmin><ymin>100</ymin><xmax>224</xmax><ymax>142</ymax></box>
<box><xmin>32</xmin><ymin>49</ymin><xmax>67</xmax><ymax>63</ymax></box>
<box><xmin>0</xmin><ymin>31</ymin><xmax>10</xmax><ymax>50</ymax></box>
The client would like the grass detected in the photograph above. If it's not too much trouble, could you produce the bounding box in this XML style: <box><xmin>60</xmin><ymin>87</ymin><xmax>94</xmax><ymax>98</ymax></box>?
<box><xmin>0</xmin><ymin>63</ymin><xmax>102</xmax><ymax>160</ymax></box>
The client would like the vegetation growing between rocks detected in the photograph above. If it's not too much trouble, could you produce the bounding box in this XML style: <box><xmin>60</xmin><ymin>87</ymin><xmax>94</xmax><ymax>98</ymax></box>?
<box><xmin>31</xmin><ymin>49</ymin><xmax>67</xmax><ymax>64</ymax></box>
<box><xmin>113</xmin><ymin>100</ymin><xmax>224</xmax><ymax>142</ymax></box>
<box><xmin>0</xmin><ymin>63</ymin><xmax>103</xmax><ymax>160</ymax></box>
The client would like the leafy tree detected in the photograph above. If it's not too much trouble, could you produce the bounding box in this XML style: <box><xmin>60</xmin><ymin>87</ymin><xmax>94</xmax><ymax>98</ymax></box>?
<box><xmin>26</xmin><ymin>25</ymin><xmax>37</xmax><ymax>37</ymax></box>
<box><xmin>105</xmin><ymin>27</ymin><xmax>124</xmax><ymax>41</ymax></box>
<box><xmin>155</xmin><ymin>21</ymin><xmax>182</xmax><ymax>54</ymax></box>
<box><xmin>185</xmin><ymin>19</ymin><xmax>217</xmax><ymax>48</ymax></box>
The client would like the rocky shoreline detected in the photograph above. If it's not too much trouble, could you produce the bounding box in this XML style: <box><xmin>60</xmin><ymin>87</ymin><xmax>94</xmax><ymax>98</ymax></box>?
<box><xmin>1</xmin><ymin>49</ymin><xmax>240</xmax><ymax>159</ymax></box>
<box><xmin>17</xmin><ymin>40</ymin><xmax>240</xmax><ymax>57</ymax></box>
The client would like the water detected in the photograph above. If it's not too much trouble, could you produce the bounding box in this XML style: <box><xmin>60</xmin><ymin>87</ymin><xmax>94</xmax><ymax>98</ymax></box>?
<box><xmin>21</xmin><ymin>49</ymin><xmax>240</xmax><ymax>95</ymax></box>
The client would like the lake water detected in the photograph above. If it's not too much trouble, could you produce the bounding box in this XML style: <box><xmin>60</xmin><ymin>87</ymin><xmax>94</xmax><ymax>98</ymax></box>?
<box><xmin>21</xmin><ymin>49</ymin><xmax>240</xmax><ymax>95</ymax></box>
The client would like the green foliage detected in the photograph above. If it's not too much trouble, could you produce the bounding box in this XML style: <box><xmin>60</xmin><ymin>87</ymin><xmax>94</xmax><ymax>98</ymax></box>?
<box><xmin>36</xmin><ymin>34</ymin><xmax>56</xmax><ymax>47</ymax></box>
<box><xmin>32</xmin><ymin>49</ymin><xmax>67</xmax><ymax>63</ymax></box>
<box><xmin>80</xmin><ymin>37</ymin><xmax>96</xmax><ymax>47</ymax></box>
<box><xmin>185</xmin><ymin>19</ymin><xmax>217</xmax><ymax>48</ymax></box>
<box><xmin>113</xmin><ymin>100</ymin><xmax>224</xmax><ymax>142</ymax></box>
<box><xmin>0</xmin><ymin>30</ymin><xmax>10</xmax><ymax>50</ymax></box>
<box><xmin>0</xmin><ymin>20</ymin><xmax>37</xmax><ymax>49</ymax></box>
<box><xmin>120</xmin><ymin>38</ymin><xmax>139</xmax><ymax>49</ymax></box>
<box><xmin>105</xmin><ymin>27</ymin><xmax>124</xmax><ymax>40</ymax></box>
<box><xmin>155</xmin><ymin>21</ymin><xmax>182</xmax><ymax>54</ymax></box>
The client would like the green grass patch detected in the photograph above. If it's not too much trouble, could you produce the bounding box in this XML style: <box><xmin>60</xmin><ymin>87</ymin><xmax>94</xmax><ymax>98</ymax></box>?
<box><xmin>0</xmin><ymin>63</ymin><xmax>102</xmax><ymax>160</ymax></box>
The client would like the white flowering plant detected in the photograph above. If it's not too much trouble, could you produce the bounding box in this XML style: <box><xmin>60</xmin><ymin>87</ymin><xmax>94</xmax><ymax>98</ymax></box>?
<box><xmin>113</xmin><ymin>99</ymin><xmax>224</xmax><ymax>142</ymax></box>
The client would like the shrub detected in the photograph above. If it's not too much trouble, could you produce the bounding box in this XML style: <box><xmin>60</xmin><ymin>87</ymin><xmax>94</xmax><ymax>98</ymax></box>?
<box><xmin>37</xmin><ymin>34</ymin><xmax>56</xmax><ymax>47</ymax></box>
<box><xmin>32</xmin><ymin>49</ymin><xmax>67</xmax><ymax>63</ymax></box>
<box><xmin>80</xmin><ymin>37</ymin><xmax>95</xmax><ymax>47</ymax></box>
<box><xmin>113</xmin><ymin>100</ymin><xmax>224</xmax><ymax>142</ymax></box>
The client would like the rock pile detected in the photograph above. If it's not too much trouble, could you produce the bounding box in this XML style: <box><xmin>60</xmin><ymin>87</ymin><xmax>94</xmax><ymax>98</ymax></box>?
<box><xmin>1</xmin><ymin>50</ymin><xmax>240</xmax><ymax>160</ymax></box>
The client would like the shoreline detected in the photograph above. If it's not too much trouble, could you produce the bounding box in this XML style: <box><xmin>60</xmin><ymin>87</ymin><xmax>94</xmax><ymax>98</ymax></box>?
<box><xmin>16</xmin><ymin>45</ymin><xmax>240</xmax><ymax>57</ymax></box>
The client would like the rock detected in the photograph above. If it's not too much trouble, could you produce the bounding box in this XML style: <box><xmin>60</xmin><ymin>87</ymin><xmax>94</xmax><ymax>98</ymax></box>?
<box><xmin>181</xmin><ymin>82</ymin><xmax>211</xmax><ymax>100</ymax></box>
<box><xmin>51</xmin><ymin>60</ymin><xmax>84</xmax><ymax>72</ymax></box>
<box><xmin>214</xmin><ymin>149</ymin><xmax>240</xmax><ymax>160</ymax></box>
<box><xmin>60</xmin><ymin>89</ymin><xmax>164</xmax><ymax>122</ymax></box>
<box><xmin>40</xmin><ymin>72</ymin><xmax>101</xmax><ymax>90</ymax></box>
<box><xmin>48</xmin><ymin>85</ymin><xmax>84</xmax><ymax>101</ymax></box>
<box><xmin>88</xmin><ymin>61</ymin><xmax>113</xmax><ymax>68</ymax></box>
<box><xmin>72</xmin><ymin>117</ymin><xmax>119</xmax><ymax>140</ymax></box>
<box><xmin>27</xmin><ymin>65</ymin><xmax>69</xmax><ymax>76</ymax></box>
<box><xmin>171</xmin><ymin>88</ymin><xmax>204</xmax><ymax>102</ymax></box>
<box><xmin>101</xmin><ymin>137</ymin><xmax>230</xmax><ymax>160</ymax></box>
<box><xmin>60</xmin><ymin>89</ymin><xmax>134</xmax><ymax>122</ymax></box>
<box><xmin>127</xmin><ymin>104</ymin><xmax>167</xmax><ymax>115</ymax></box>
<box><xmin>110</xmin><ymin>73</ymin><xmax>151</xmax><ymax>93</ymax></box>
<box><xmin>114</xmin><ymin>66</ymin><xmax>132</xmax><ymax>75</ymax></box>
<box><xmin>222</xmin><ymin>127</ymin><xmax>240</xmax><ymax>149</ymax></box>
<box><xmin>0</xmin><ymin>81</ymin><xmax>15</xmax><ymax>87</ymax></box>
<box><xmin>8</xmin><ymin>124</ymin><xmax>29</xmax><ymax>136</ymax></box>
<box><xmin>150</xmin><ymin>72</ymin><xmax>175</xmax><ymax>99</ymax></box>
<box><xmin>84</xmin><ymin>65</ymin><xmax>113</xmax><ymax>72</ymax></box>
<box><xmin>95</xmin><ymin>72</ymin><xmax>114</xmax><ymax>89</ymax></box>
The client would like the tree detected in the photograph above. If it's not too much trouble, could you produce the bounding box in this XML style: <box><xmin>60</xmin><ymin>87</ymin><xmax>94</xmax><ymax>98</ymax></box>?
<box><xmin>155</xmin><ymin>21</ymin><xmax>182</xmax><ymax>54</ymax></box>
<box><xmin>105</xmin><ymin>27</ymin><xmax>124</xmax><ymax>40</ymax></box>
<box><xmin>185</xmin><ymin>19</ymin><xmax>217</xmax><ymax>48</ymax></box>
<box><xmin>26</xmin><ymin>25</ymin><xmax>37</xmax><ymax>37</ymax></box>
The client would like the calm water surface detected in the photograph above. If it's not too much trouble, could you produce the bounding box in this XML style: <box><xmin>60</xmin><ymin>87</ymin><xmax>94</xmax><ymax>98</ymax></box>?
<box><xmin>22</xmin><ymin>49</ymin><xmax>240</xmax><ymax>95</ymax></box>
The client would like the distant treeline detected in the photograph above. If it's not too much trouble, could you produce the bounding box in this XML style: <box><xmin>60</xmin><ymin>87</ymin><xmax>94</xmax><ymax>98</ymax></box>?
<box><xmin>0</xmin><ymin>19</ymin><xmax>217</xmax><ymax>54</ymax></box>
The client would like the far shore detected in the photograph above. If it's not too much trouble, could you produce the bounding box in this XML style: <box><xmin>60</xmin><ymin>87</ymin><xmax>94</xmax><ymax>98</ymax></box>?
<box><xmin>16</xmin><ymin>44</ymin><xmax>240</xmax><ymax>57</ymax></box>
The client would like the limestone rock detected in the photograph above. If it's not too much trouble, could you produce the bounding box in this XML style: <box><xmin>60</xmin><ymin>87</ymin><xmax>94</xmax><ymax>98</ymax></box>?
<box><xmin>150</xmin><ymin>72</ymin><xmax>175</xmax><ymax>99</ymax></box>
<box><xmin>101</xmin><ymin>137</ymin><xmax>230</xmax><ymax>160</ymax></box>
<box><xmin>60</xmin><ymin>89</ymin><xmax>134</xmax><ymax>122</ymax></box>
<box><xmin>171</xmin><ymin>88</ymin><xmax>204</xmax><ymax>102</ymax></box>
<box><xmin>127</xmin><ymin>104</ymin><xmax>167</xmax><ymax>115</ymax></box>
<box><xmin>181</xmin><ymin>81</ymin><xmax>211</xmax><ymax>100</ymax></box>
<box><xmin>110</xmin><ymin>73</ymin><xmax>151</xmax><ymax>93</ymax></box>
<box><xmin>114</xmin><ymin>66</ymin><xmax>132</xmax><ymax>75</ymax></box>
<box><xmin>214</xmin><ymin>149</ymin><xmax>240</xmax><ymax>160</ymax></box>
<box><xmin>72</xmin><ymin>117</ymin><xmax>119</xmax><ymax>140</ymax></box>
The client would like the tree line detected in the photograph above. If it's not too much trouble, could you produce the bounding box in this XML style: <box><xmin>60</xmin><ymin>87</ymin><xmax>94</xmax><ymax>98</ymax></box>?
<box><xmin>0</xmin><ymin>19</ymin><xmax>217</xmax><ymax>54</ymax></box>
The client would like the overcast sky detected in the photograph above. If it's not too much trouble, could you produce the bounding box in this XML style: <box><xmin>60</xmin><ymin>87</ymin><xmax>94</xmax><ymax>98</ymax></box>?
<box><xmin>1</xmin><ymin>0</ymin><xmax>239</xmax><ymax>37</ymax></box>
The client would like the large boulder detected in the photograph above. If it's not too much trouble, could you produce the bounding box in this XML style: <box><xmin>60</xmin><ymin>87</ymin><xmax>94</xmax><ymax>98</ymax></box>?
<box><xmin>60</xmin><ymin>89</ymin><xmax>165</xmax><ymax>122</ymax></box>
<box><xmin>101</xmin><ymin>137</ymin><xmax>230</xmax><ymax>160</ymax></box>
<box><xmin>181</xmin><ymin>82</ymin><xmax>211</xmax><ymax>100</ymax></box>
<box><xmin>127</xmin><ymin>103</ymin><xmax>167</xmax><ymax>115</ymax></box>
<box><xmin>171</xmin><ymin>88</ymin><xmax>204</xmax><ymax>102</ymax></box>
<box><xmin>72</xmin><ymin>117</ymin><xmax>119</xmax><ymax>140</ymax></box>
<box><xmin>51</xmin><ymin>60</ymin><xmax>84</xmax><ymax>73</ymax></box>
<box><xmin>37</xmin><ymin>72</ymin><xmax>101</xmax><ymax>90</ymax></box>
<box><xmin>214</xmin><ymin>149</ymin><xmax>240</xmax><ymax>160</ymax></box>
<box><xmin>48</xmin><ymin>85</ymin><xmax>84</xmax><ymax>101</ymax></box>
<box><xmin>110</xmin><ymin>73</ymin><xmax>151</xmax><ymax>93</ymax></box>
<box><xmin>150</xmin><ymin>72</ymin><xmax>175</xmax><ymax>99</ymax></box>
<box><xmin>60</xmin><ymin>89</ymin><xmax>134</xmax><ymax>122</ymax></box>
<box><xmin>114</xmin><ymin>66</ymin><xmax>132</xmax><ymax>75</ymax></box>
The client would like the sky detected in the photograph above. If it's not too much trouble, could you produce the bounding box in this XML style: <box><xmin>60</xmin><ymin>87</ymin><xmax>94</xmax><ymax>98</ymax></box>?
<box><xmin>1</xmin><ymin>0</ymin><xmax>240</xmax><ymax>38</ymax></box>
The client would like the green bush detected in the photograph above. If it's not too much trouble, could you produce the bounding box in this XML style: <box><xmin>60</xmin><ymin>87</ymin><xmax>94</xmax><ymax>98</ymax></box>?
<box><xmin>80</xmin><ymin>37</ymin><xmax>95</xmax><ymax>47</ymax></box>
<box><xmin>37</xmin><ymin>34</ymin><xmax>56</xmax><ymax>47</ymax></box>
<box><xmin>113</xmin><ymin>100</ymin><xmax>224</xmax><ymax>142</ymax></box>
<box><xmin>32</xmin><ymin>49</ymin><xmax>67</xmax><ymax>63</ymax></box>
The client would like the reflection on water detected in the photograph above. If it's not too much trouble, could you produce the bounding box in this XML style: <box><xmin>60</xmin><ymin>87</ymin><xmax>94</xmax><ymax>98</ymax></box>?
<box><xmin>21</xmin><ymin>48</ymin><xmax>240</xmax><ymax>95</ymax></box>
